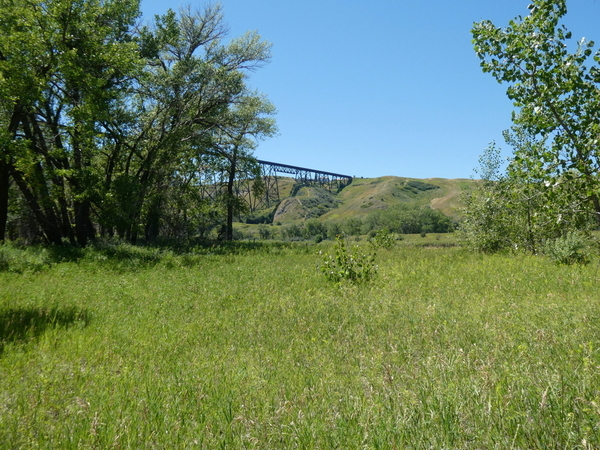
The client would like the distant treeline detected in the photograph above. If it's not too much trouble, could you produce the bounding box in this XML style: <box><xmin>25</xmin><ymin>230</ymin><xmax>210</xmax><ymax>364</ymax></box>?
<box><xmin>253</xmin><ymin>204</ymin><xmax>454</xmax><ymax>241</ymax></box>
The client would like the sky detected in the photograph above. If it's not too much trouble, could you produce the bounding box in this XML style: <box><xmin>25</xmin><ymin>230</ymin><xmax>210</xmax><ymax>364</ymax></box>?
<box><xmin>139</xmin><ymin>0</ymin><xmax>600</xmax><ymax>179</ymax></box>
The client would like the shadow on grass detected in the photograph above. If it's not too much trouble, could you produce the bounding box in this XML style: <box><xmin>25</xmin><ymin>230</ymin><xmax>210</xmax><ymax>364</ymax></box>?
<box><xmin>1</xmin><ymin>239</ymin><xmax>314</xmax><ymax>274</ymax></box>
<box><xmin>0</xmin><ymin>306</ymin><xmax>90</xmax><ymax>355</ymax></box>
<box><xmin>46</xmin><ymin>244</ymin><xmax>86</xmax><ymax>263</ymax></box>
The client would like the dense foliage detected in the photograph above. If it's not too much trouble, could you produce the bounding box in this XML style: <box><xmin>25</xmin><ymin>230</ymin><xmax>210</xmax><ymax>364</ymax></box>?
<box><xmin>275</xmin><ymin>205</ymin><xmax>454</xmax><ymax>242</ymax></box>
<box><xmin>0</xmin><ymin>0</ymin><xmax>275</xmax><ymax>245</ymax></box>
<box><xmin>467</xmin><ymin>0</ymin><xmax>600</xmax><ymax>254</ymax></box>
<box><xmin>459</xmin><ymin>136</ymin><xmax>595</xmax><ymax>255</ymax></box>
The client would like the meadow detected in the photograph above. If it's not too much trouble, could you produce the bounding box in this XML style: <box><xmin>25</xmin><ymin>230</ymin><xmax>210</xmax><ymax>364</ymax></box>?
<box><xmin>1</xmin><ymin>240</ymin><xmax>600</xmax><ymax>448</ymax></box>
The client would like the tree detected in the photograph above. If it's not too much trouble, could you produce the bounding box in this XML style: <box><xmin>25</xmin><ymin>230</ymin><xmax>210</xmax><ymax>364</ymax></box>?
<box><xmin>0</xmin><ymin>0</ymin><xmax>142</xmax><ymax>245</ymax></box>
<box><xmin>459</xmin><ymin>129</ymin><xmax>594</xmax><ymax>254</ymax></box>
<box><xmin>472</xmin><ymin>0</ymin><xmax>600</xmax><ymax>227</ymax></box>
<box><xmin>202</xmin><ymin>93</ymin><xmax>276</xmax><ymax>240</ymax></box>
<box><xmin>459</xmin><ymin>141</ymin><xmax>533</xmax><ymax>253</ymax></box>
<box><xmin>110</xmin><ymin>5</ymin><xmax>274</xmax><ymax>242</ymax></box>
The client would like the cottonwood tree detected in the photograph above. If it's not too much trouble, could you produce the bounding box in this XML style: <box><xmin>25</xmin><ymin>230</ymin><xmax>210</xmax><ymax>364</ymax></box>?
<box><xmin>472</xmin><ymin>0</ymin><xmax>600</xmax><ymax>228</ymax></box>
<box><xmin>0</xmin><ymin>0</ymin><xmax>142</xmax><ymax>245</ymax></box>
<box><xmin>459</xmin><ymin>132</ymin><xmax>590</xmax><ymax>254</ymax></box>
<box><xmin>102</xmin><ymin>5</ymin><xmax>274</xmax><ymax>242</ymax></box>
<box><xmin>201</xmin><ymin>93</ymin><xmax>276</xmax><ymax>240</ymax></box>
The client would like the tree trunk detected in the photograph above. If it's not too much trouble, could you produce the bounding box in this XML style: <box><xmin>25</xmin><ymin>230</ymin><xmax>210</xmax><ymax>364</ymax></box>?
<box><xmin>74</xmin><ymin>200</ymin><xmax>95</xmax><ymax>247</ymax></box>
<box><xmin>0</xmin><ymin>159</ymin><xmax>9</xmax><ymax>243</ymax></box>
<box><xmin>225</xmin><ymin>157</ymin><xmax>237</xmax><ymax>241</ymax></box>
<box><xmin>144</xmin><ymin>195</ymin><xmax>161</xmax><ymax>242</ymax></box>
<box><xmin>1</xmin><ymin>105</ymin><xmax>23</xmax><ymax>243</ymax></box>
<box><xmin>10</xmin><ymin>166</ymin><xmax>62</xmax><ymax>245</ymax></box>
<box><xmin>591</xmin><ymin>194</ymin><xmax>600</xmax><ymax>227</ymax></box>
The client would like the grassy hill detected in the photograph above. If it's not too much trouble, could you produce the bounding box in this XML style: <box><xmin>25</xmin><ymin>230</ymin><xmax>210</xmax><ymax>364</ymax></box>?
<box><xmin>266</xmin><ymin>176</ymin><xmax>474</xmax><ymax>224</ymax></box>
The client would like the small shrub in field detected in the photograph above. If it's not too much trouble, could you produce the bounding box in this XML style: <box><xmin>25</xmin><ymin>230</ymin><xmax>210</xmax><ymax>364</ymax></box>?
<box><xmin>369</xmin><ymin>228</ymin><xmax>397</xmax><ymax>250</ymax></box>
<box><xmin>544</xmin><ymin>232</ymin><xmax>590</xmax><ymax>265</ymax></box>
<box><xmin>258</xmin><ymin>225</ymin><xmax>272</xmax><ymax>240</ymax></box>
<box><xmin>319</xmin><ymin>237</ymin><xmax>377</xmax><ymax>283</ymax></box>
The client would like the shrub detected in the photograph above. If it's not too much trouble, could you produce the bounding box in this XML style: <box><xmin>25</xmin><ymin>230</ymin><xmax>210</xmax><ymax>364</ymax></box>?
<box><xmin>369</xmin><ymin>228</ymin><xmax>397</xmax><ymax>249</ymax></box>
<box><xmin>0</xmin><ymin>244</ymin><xmax>51</xmax><ymax>273</ymax></box>
<box><xmin>326</xmin><ymin>222</ymin><xmax>343</xmax><ymax>240</ymax></box>
<box><xmin>544</xmin><ymin>232</ymin><xmax>590</xmax><ymax>265</ymax></box>
<box><xmin>258</xmin><ymin>225</ymin><xmax>272</xmax><ymax>240</ymax></box>
<box><xmin>302</xmin><ymin>219</ymin><xmax>327</xmax><ymax>240</ymax></box>
<box><xmin>319</xmin><ymin>237</ymin><xmax>377</xmax><ymax>283</ymax></box>
<box><xmin>281</xmin><ymin>223</ymin><xmax>302</xmax><ymax>240</ymax></box>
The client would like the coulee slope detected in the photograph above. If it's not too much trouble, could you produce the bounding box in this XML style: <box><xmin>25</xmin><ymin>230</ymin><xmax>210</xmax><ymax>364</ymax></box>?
<box><xmin>268</xmin><ymin>176</ymin><xmax>475</xmax><ymax>224</ymax></box>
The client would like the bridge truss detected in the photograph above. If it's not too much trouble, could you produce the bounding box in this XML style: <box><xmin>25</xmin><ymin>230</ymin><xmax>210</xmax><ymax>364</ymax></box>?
<box><xmin>196</xmin><ymin>159</ymin><xmax>353</xmax><ymax>214</ymax></box>
<box><xmin>256</xmin><ymin>160</ymin><xmax>353</xmax><ymax>208</ymax></box>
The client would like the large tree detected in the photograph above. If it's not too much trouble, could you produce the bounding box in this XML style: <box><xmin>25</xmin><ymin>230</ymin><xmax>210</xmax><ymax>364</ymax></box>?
<box><xmin>472</xmin><ymin>0</ymin><xmax>600</xmax><ymax>227</ymax></box>
<box><xmin>203</xmin><ymin>93</ymin><xmax>276</xmax><ymax>240</ymax></box>
<box><xmin>0</xmin><ymin>0</ymin><xmax>142</xmax><ymax>245</ymax></box>
<box><xmin>97</xmin><ymin>5</ymin><xmax>274</xmax><ymax>243</ymax></box>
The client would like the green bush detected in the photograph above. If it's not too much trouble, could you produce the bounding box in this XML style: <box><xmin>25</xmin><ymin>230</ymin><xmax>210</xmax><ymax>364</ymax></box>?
<box><xmin>0</xmin><ymin>244</ymin><xmax>51</xmax><ymax>273</ymax></box>
<box><xmin>369</xmin><ymin>228</ymin><xmax>397</xmax><ymax>249</ymax></box>
<box><xmin>258</xmin><ymin>225</ymin><xmax>273</xmax><ymax>240</ymax></box>
<box><xmin>326</xmin><ymin>222</ymin><xmax>343</xmax><ymax>240</ymax></box>
<box><xmin>319</xmin><ymin>237</ymin><xmax>377</xmax><ymax>283</ymax></box>
<box><xmin>302</xmin><ymin>219</ymin><xmax>327</xmax><ymax>240</ymax></box>
<box><xmin>544</xmin><ymin>232</ymin><xmax>590</xmax><ymax>265</ymax></box>
<box><xmin>281</xmin><ymin>223</ymin><xmax>302</xmax><ymax>240</ymax></box>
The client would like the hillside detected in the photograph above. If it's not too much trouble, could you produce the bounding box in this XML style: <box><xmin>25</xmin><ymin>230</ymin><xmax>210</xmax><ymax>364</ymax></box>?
<box><xmin>264</xmin><ymin>176</ymin><xmax>474</xmax><ymax>224</ymax></box>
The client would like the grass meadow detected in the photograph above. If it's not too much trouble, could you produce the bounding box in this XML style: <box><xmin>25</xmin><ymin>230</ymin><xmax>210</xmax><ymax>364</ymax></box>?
<box><xmin>1</xmin><ymin>240</ymin><xmax>600</xmax><ymax>448</ymax></box>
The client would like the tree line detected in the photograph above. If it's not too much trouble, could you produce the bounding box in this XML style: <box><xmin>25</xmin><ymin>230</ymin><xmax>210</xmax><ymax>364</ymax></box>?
<box><xmin>0</xmin><ymin>0</ymin><xmax>276</xmax><ymax>246</ymax></box>
<box><xmin>257</xmin><ymin>205</ymin><xmax>454</xmax><ymax>242</ymax></box>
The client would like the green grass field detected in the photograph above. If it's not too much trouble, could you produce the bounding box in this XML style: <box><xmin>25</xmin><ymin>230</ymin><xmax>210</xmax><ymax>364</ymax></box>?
<box><xmin>1</xmin><ymin>241</ymin><xmax>600</xmax><ymax>448</ymax></box>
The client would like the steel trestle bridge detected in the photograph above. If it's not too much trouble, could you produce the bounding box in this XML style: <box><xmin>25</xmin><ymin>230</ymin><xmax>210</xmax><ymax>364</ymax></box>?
<box><xmin>197</xmin><ymin>159</ymin><xmax>353</xmax><ymax>213</ymax></box>
<box><xmin>257</xmin><ymin>160</ymin><xmax>353</xmax><ymax>207</ymax></box>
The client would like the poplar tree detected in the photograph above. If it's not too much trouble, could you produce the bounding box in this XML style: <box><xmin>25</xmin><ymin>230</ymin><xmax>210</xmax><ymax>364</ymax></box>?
<box><xmin>472</xmin><ymin>0</ymin><xmax>600</xmax><ymax>227</ymax></box>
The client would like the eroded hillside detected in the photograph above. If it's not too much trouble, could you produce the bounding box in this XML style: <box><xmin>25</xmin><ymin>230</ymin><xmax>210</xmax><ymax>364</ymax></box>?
<box><xmin>267</xmin><ymin>176</ymin><xmax>473</xmax><ymax>224</ymax></box>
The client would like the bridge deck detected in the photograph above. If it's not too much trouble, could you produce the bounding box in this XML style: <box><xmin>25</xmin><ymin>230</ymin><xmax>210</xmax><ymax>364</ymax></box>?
<box><xmin>257</xmin><ymin>160</ymin><xmax>352</xmax><ymax>180</ymax></box>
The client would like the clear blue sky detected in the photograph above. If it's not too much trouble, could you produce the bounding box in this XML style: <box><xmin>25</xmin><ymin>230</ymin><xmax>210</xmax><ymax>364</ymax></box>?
<box><xmin>139</xmin><ymin>0</ymin><xmax>600</xmax><ymax>179</ymax></box>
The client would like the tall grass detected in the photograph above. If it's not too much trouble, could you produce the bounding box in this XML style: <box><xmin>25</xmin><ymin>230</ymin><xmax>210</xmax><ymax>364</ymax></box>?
<box><xmin>1</xmin><ymin>242</ymin><xmax>600</xmax><ymax>448</ymax></box>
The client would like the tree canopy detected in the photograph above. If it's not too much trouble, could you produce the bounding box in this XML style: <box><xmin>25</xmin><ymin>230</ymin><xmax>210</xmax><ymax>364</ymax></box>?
<box><xmin>472</xmin><ymin>0</ymin><xmax>600</xmax><ymax>227</ymax></box>
<box><xmin>0</xmin><ymin>0</ymin><xmax>276</xmax><ymax>244</ymax></box>
<box><xmin>464</xmin><ymin>0</ymin><xmax>600</xmax><ymax>256</ymax></box>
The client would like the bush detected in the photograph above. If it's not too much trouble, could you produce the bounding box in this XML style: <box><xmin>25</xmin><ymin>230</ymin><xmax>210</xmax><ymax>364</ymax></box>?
<box><xmin>0</xmin><ymin>244</ymin><xmax>51</xmax><ymax>273</ymax></box>
<box><xmin>302</xmin><ymin>219</ymin><xmax>327</xmax><ymax>240</ymax></box>
<box><xmin>319</xmin><ymin>237</ymin><xmax>377</xmax><ymax>283</ymax></box>
<box><xmin>369</xmin><ymin>228</ymin><xmax>397</xmax><ymax>249</ymax></box>
<box><xmin>281</xmin><ymin>224</ymin><xmax>302</xmax><ymax>240</ymax></box>
<box><xmin>326</xmin><ymin>222</ymin><xmax>343</xmax><ymax>240</ymax></box>
<box><xmin>258</xmin><ymin>225</ymin><xmax>273</xmax><ymax>240</ymax></box>
<box><xmin>544</xmin><ymin>232</ymin><xmax>590</xmax><ymax>265</ymax></box>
